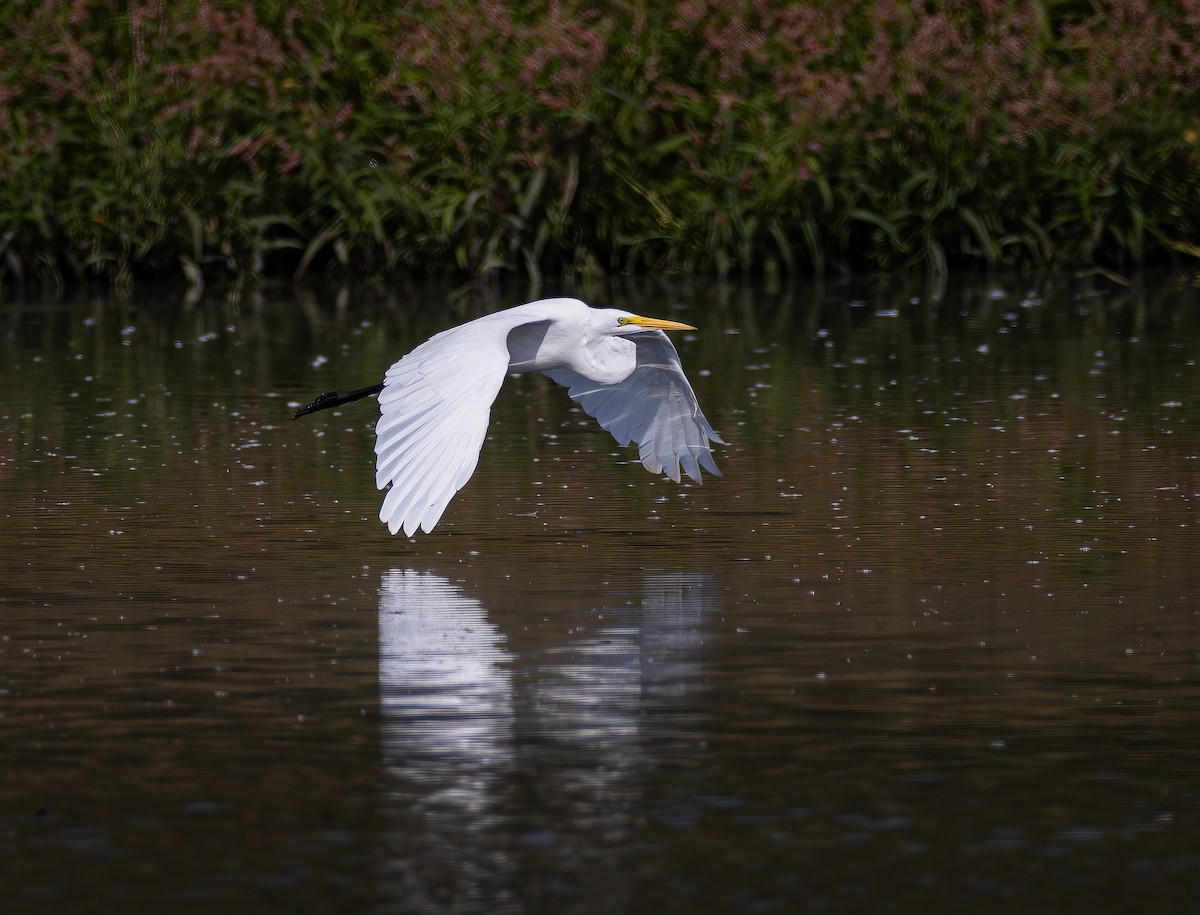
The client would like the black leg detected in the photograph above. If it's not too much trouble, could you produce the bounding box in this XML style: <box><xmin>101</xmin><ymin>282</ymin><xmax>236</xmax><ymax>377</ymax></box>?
<box><xmin>293</xmin><ymin>382</ymin><xmax>385</xmax><ymax>419</ymax></box>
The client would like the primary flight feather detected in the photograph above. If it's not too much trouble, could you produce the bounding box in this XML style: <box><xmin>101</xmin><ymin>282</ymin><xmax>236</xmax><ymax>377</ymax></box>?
<box><xmin>294</xmin><ymin>297</ymin><xmax>723</xmax><ymax>536</ymax></box>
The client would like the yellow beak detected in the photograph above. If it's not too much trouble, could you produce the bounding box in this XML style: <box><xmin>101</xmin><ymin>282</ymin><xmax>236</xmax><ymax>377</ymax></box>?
<box><xmin>624</xmin><ymin>315</ymin><xmax>697</xmax><ymax>332</ymax></box>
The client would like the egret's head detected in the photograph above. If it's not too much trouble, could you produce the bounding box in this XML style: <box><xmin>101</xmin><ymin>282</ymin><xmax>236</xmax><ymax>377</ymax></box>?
<box><xmin>613</xmin><ymin>312</ymin><xmax>697</xmax><ymax>336</ymax></box>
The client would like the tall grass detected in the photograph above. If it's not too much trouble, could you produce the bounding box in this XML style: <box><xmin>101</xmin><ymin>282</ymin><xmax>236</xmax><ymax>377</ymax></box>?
<box><xmin>2</xmin><ymin>0</ymin><xmax>1198</xmax><ymax>285</ymax></box>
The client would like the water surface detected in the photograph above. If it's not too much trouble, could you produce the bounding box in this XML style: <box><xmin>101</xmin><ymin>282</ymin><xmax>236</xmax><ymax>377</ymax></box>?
<box><xmin>2</xmin><ymin>275</ymin><xmax>1198</xmax><ymax>912</ymax></box>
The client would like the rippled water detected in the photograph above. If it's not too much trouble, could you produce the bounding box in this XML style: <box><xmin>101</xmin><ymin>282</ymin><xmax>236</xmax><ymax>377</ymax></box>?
<box><xmin>2</xmin><ymin>275</ymin><xmax>1198</xmax><ymax>912</ymax></box>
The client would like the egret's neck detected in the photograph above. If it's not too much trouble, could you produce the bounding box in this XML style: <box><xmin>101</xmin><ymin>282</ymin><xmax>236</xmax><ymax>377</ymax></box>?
<box><xmin>507</xmin><ymin>322</ymin><xmax>637</xmax><ymax>386</ymax></box>
<box><xmin>575</xmin><ymin>334</ymin><xmax>638</xmax><ymax>385</ymax></box>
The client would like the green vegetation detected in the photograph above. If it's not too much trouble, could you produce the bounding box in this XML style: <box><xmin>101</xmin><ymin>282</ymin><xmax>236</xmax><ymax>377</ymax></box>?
<box><xmin>2</xmin><ymin>0</ymin><xmax>1198</xmax><ymax>285</ymax></box>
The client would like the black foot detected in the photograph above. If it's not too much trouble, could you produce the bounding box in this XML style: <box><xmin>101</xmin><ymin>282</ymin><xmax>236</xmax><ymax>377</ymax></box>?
<box><xmin>293</xmin><ymin>382</ymin><xmax>385</xmax><ymax>419</ymax></box>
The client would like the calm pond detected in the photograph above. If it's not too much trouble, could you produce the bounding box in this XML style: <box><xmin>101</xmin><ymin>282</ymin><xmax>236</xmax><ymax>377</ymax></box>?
<box><xmin>2</xmin><ymin>274</ymin><xmax>1198</xmax><ymax>913</ymax></box>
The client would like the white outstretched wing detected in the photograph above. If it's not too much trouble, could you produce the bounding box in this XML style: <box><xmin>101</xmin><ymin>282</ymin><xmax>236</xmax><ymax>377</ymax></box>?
<box><xmin>544</xmin><ymin>332</ymin><xmax>724</xmax><ymax>484</ymax></box>
<box><xmin>375</xmin><ymin>317</ymin><xmax>541</xmax><ymax>536</ymax></box>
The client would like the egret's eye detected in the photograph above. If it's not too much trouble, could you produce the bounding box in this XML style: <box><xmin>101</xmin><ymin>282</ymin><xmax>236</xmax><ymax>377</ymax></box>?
<box><xmin>617</xmin><ymin>317</ymin><xmax>630</xmax><ymax>325</ymax></box>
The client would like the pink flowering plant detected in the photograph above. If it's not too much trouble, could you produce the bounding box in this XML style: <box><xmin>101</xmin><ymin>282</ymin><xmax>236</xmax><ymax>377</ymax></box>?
<box><xmin>1</xmin><ymin>0</ymin><xmax>1197</xmax><ymax>283</ymax></box>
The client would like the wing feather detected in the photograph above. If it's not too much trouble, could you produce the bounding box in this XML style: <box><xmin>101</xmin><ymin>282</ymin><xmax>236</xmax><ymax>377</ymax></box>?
<box><xmin>375</xmin><ymin>316</ymin><xmax>545</xmax><ymax>536</ymax></box>
<box><xmin>544</xmin><ymin>332</ymin><xmax>723</xmax><ymax>484</ymax></box>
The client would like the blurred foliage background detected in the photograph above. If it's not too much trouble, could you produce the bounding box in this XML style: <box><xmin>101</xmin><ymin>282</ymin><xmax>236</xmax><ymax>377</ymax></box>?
<box><xmin>2</xmin><ymin>0</ymin><xmax>1199</xmax><ymax>286</ymax></box>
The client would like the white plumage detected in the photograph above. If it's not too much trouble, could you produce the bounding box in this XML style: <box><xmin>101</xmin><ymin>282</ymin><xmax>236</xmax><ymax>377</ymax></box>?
<box><xmin>298</xmin><ymin>297</ymin><xmax>723</xmax><ymax>536</ymax></box>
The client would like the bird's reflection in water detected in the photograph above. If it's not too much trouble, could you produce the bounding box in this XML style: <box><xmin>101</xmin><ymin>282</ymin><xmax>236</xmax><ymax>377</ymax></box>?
<box><xmin>527</xmin><ymin>574</ymin><xmax>714</xmax><ymax>807</ymax></box>
<box><xmin>375</xmin><ymin>569</ymin><xmax>715</xmax><ymax>911</ymax></box>
<box><xmin>377</xmin><ymin>571</ymin><xmax>515</xmax><ymax>816</ymax></box>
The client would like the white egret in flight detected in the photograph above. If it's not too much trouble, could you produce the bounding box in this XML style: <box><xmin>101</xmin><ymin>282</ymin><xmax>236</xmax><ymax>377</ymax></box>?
<box><xmin>294</xmin><ymin>297</ymin><xmax>723</xmax><ymax>536</ymax></box>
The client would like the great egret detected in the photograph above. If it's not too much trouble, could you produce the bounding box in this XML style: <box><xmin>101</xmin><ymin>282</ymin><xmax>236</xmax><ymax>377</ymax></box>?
<box><xmin>294</xmin><ymin>297</ymin><xmax>723</xmax><ymax>536</ymax></box>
